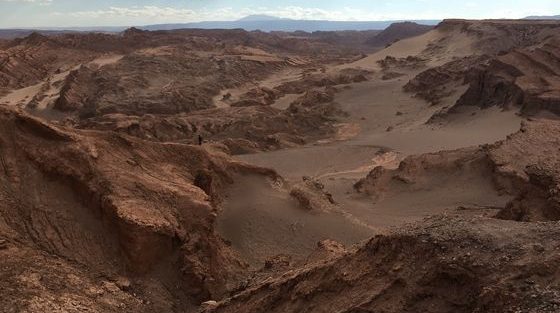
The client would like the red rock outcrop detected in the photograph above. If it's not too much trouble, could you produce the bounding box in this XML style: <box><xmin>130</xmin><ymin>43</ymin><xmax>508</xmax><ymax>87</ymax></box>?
<box><xmin>458</xmin><ymin>37</ymin><xmax>560</xmax><ymax>115</ymax></box>
<box><xmin>0</xmin><ymin>106</ymin><xmax>279</xmax><ymax>311</ymax></box>
<box><xmin>208</xmin><ymin>215</ymin><xmax>560</xmax><ymax>313</ymax></box>
<box><xmin>405</xmin><ymin>20</ymin><xmax>560</xmax><ymax>116</ymax></box>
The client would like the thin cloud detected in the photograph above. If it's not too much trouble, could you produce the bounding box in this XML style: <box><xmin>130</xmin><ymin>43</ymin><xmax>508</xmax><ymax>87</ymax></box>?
<box><xmin>66</xmin><ymin>6</ymin><xmax>197</xmax><ymax>19</ymax></box>
<box><xmin>1</xmin><ymin>0</ymin><xmax>52</xmax><ymax>5</ymax></box>
<box><xmin>26</xmin><ymin>2</ymin><xmax>560</xmax><ymax>28</ymax></box>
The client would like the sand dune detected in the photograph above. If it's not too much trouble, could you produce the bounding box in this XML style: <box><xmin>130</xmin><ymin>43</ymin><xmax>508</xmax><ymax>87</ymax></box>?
<box><xmin>345</xmin><ymin>25</ymin><xmax>475</xmax><ymax>71</ymax></box>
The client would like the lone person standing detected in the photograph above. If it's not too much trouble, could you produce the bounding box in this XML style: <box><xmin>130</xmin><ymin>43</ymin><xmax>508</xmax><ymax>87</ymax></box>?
<box><xmin>198</xmin><ymin>134</ymin><xmax>203</xmax><ymax>146</ymax></box>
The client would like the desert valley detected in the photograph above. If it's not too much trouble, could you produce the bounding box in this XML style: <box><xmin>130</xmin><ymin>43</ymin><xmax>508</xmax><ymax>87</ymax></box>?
<box><xmin>1</xmin><ymin>9</ymin><xmax>560</xmax><ymax>313</ymax></box>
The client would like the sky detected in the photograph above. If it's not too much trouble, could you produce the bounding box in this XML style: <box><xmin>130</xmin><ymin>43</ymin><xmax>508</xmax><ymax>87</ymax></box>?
<box><xmin>0</xmin><ymin>0</ymin><xmax>559</xmax><ymax>28</ymax></box>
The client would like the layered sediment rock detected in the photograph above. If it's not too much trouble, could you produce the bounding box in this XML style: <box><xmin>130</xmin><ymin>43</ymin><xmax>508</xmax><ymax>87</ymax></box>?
<box><xmin>0</xmin><ymin>106</ymin><xmax>279</xmax><ymax>310</ymax></box>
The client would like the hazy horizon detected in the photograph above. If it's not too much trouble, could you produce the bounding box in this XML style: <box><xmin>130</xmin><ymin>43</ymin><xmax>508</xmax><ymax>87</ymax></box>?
<box><xmin>0</xmin><ymin>0</ymin><xmax>559</xmax><ymax>28</ymax></box>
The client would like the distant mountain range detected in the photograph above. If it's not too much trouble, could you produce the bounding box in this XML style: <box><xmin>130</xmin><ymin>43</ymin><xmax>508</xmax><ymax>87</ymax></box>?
<box><xmin>141</xmin><ymin>15</ymin><xmax>441</xmax><ymax>32</ymax></box>
<box><xmin>0</xmin><ymin>15</ymin><xmax>442</xmax><ymax>39</ymax></box>
<box><xmin>236</xmin><ymin>15</ymin><xmax>289</xmax><ymax>22</ymax></box>
<box><xmin>3</xmin><ymin>14</ymin><xmax>560</xmax><ymax>39</ymax></box>
<box><xmin>0</xmin><ymin>27</ymin><xmax>124</xmax><ymax>39</ymax></box>
<box><xmin>525</xmin><ymin>15</ymin><xmax>560</xmax><ymax>20</ymax></box>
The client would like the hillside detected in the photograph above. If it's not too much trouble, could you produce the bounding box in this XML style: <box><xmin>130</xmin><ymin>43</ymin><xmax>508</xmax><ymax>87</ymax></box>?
<box><xmin>525</xmin><ymin>15</ymin><xmax>560</xmax><ymax>19</ymax></box>
<box><xmin>0</xmin><ymin>105</ymin><xmax>283</xmax><ymax>311</ymax></box>
<box><xmin>366</xmin><ymin>21</ymin><xmax>433</xmax><ymax>47</ymax></box>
